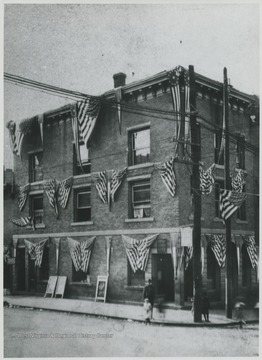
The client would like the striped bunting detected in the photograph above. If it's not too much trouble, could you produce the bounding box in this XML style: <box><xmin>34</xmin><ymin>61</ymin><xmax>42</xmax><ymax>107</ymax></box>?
<box><xmin>111</xmin><ymin>168</ymin><xmax>127</xmax><ymax>202</ymax></box>
<box><xmin>57</xmin><ymin>177</ymin><xmax>73</xmax><ymax>209</ymax></box>
<box><xmin>155</xmin><ymin>157</ymin><xmax>176</xmax><ymax>197</ymax></box>
<box><xmin>77</xmin><ymin>96</ymin><xmax>102</xmax><ymax>149</ymax></box>
<box><xmin>68</xmin><ymin>237</ymin><xmax>95</xmax><ymax>272</ymax></box>
<box><xmin>10</xmin><ymin>216</ymin><xmax>35</xmax><ymax>231</ymax></box>
<box><xmin>24</xmin><ymin>238</ymin><xmax>48</xmax><ymax>267</ymax></box>
<box><xmin>219</xmin><ymin>189</ymin><xmax>246</xmax><ymax>222</ymax></box>
<box><xmin>184</xmin><ymin>70</ymin><xmax>191</xmax><ymax>147</ymax></box>
<box><xmin>242</xmin><ymin>235</ymin><xmax>258</xmax><ymax>268</ymax></box>
<box><xmin>231</xmin><ymin>169</ymin><xmax>245</xmax><ymax>193</ymax></box>
<box><xmin>18</xmin><ymin>184</ymin><xmax>30</xmax><ymax>211</ymax></box>
<box><xmin>122</xmin><ymin>234</ymin><xmax>158</xmax><ymax>273</ymax></box>
<box><xmin>95</xmin><ymin>172</ymin><xmax>108</xmax><ymax>203</ymax></box>
<box><xmin>206</xmin><ymin>234</ymin><xmax>226</xmax><ymax>268</ymax></box>
<box><xmin>6</xmin><ymin>121</ymin><xmax>25</xmax><ymax>157</ymax></box>
<box><xmin>200</xmin><ymin>163</ymin><xmax>215</xmax><ymax>195</ymax></box>
<box><xmin>44</xmin><ymin>179</ymin><xmax>59</xmax><ymax>216</ymax></box>
<box><xmin>184</xmin><ymin>246</ymin><xmax>193</xmax><ymax>270</ymax></box>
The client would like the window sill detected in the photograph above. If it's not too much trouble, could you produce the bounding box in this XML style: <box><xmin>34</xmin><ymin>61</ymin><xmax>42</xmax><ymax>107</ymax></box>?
<box><xmin>213</xmin><ymin>217</ymin><xmax>223</xmax><ymax>223</ymax></box>
<box><xmin>71</xmin><ymin>282</ymin><xmax>92</xmax><ymax>286</ymax></box>
<box><xmin>125</xmin><ymin>217</ymin><xmax>154</xmax><ymax>223</ymax></box>
<box><xmin>128</xmin><ymin>163</ymin><xmax>154</xmax><ymax>170</ymax></box>
<box><xmin>124</xmin><ymin>285</ymin><xmax>143</xmax><ymax>290</ymax></box>
<box><xmin>188</xmin><ymin>215</ymin><xmax>204</xmax><ymax>221</ymax></box>
<box><xmin>73</xmin><ymin>174</ymin><xmax>91</xmax><ymax>180</ymax></box>
<box><xmin>236</xmin><ymin>219</ymin><xmax>248</xmax><ymax>224</ymax></box>
<box><xmin>71</xmin><ymin>221</ymin><xmax>94</xmax><ymax>226</ymax></box>
<box><xmin>34</xmin><ymin>224</ymin><xmax>46</xmax><ymax>229</ymax></box>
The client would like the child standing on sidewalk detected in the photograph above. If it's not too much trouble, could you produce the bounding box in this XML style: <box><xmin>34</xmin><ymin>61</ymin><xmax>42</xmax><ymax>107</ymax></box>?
<box><xmin>144</xmin><ymin>298</ymin><xmax>152</xmax><ymax>325</ymax></box>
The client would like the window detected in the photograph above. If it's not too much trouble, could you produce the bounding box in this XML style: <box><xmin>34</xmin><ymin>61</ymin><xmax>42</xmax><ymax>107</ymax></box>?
<box><xmin>242</xmin><ymin>245</ymin><xmax>252</xmax><ymax>287</ymax></box>
<box><xmin>73</xmin><ymin>143</ymin><xmax>91</xmax><ymax>175</ymax></box>
<box><xmin>29</xmin><ymin>152</ymin><xmax>43</xmax><ymax>182</ymax></box>
<box><xmin>74</xmin><ymin>187</ymin><xmax>91</xmax><ymax>222</ymax></box>
<box><xmin>127</xmin><ymin>263</ymin><xmax>145</xmax><ymax>286</ymax></box>
<box><xmin>72</xmin><ymin>264</ymin><xmax>90</xmax><ymax>283</ymax></box>
<box><xmin>207</xmin><ymin>247</ymin><xmax>220</xmax><ymax>290</ymax></box>
<box><xmin>214</xmin><ymin>131</ymin><xmax>224</xmax><ymax>165</ymax></box>
<box><xmin>129</xmin><ymin>128</ymin><xmax>150</xmax><ymax>166</ymax></box>
<box><xmin>39</xmin><ymin>247</ymin><xmax>49</xmax><ymax>281</ymax></box>
<box><xmin>214</xmin><ymin>180</ymin><xmax>224</xmax><ymax>218</ymax></box>
<box><xmin>236</xmin><ymin>135</ymin><xmax>245</xmax><ymax>169</ymax></box>
<box><xmin>237</xmin><ymin>185</ymin><xmax>246</xmax><ymax>221</ymax></box>
<box><xmin>30</xmin><ymin>195</ymin><xmax>44</xmax><ymax>224</ymax></box>
<box><xmin>131</xmin><ymin>181</ymin><xmax>151</xmax><ymax>218</ymax></box>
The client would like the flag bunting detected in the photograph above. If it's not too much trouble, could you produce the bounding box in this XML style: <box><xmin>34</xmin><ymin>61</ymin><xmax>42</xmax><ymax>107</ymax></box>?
<box><xmin>155</xmin><ymin>157</ymin><xmax>176</xmax><ymax>197</ymax></box>
<box><xmin>24</xmin><ymin>238</ymin><xmax>48</xmax><ymax>267</ymax></box>
<box><xmin>122</xmin><ymin>234</ymin><xmax>158</xmax><ymax>272</ymax></box>
<box><xmin>219</xmin><ymin>189</ymin><xmax>246</xmax><ymax>222</ymax></box>
<box><xmin>184</xmin><ymin>246</ymin><xmax>193</xmax><ymax>270</ymax></box>
<box><xmin>200</xmin><ymin>163</ymin><xmax>215</xmax><ymax>195</ymax></box>
<box><xmin>206</xmin><ymin>234</ymin><xmax>226</xmax><ymax>268</ymax></box>
<box><xmin>67</xmin><ymin>237</ymin><xmax>95</xmax><ymax>272</ymax></box>
<box><xmin>111</xmin><ymin>168</ymin><xmax>127</xmax><ymax>202</ymax></box>
<box><xmin>10</xmin><ymin>216</ymin><xmax>35</xmax><ymax>231</ymax></box>
<box><xmin>44</xmin><ymin>179</ymin><xmax>59</xmax><ymax>216</ymax></box>
<box><xmin>184</xmin><ymin>70</ymin><xmax>191</xmax><ymax>148</ymax></box>
<box><xmin>18</xmin><ymin>184</ymin><xmax>30</xmax><ymax>211</ymax></box>
<box><xmin>57</xmin><ymin>177</ymin><xmax>73</xmax><ymax>209</ymax></box>
<box><xmin>95</xmin><ymin>172</ymin><xmax>108</xmax><ymax>203</ymax></box>
<box><xmin>231</xmin><ymin>168</ymin><xmax>245</xmax><ymax>193</ymax></box>
<box><xmin>242</xmin><ymin>235</ymin><xmax>258</xmax><ymax>268</ymax></box>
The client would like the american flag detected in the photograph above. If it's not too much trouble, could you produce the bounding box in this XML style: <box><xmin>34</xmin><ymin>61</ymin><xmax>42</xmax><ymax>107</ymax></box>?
<box><xmin>68</xmin><ymin>237</ymin><xmax>81</xmax><ymax>272</ymax></box>
<box><xmin>77</xmin><ymin>96</ymin><xmax>101</xmax><ymax>149</ymax></box>
<box><xmin>44</xmin><ymin>179</ymin><xmax>59</xmax><ymax>216</ymax></box>
<box><xmin>18</xmin><ymin>184</ymin><xmax>30</xmax><ymax>211</ymax></box>
<box><xmin>184</xmin><ymin>246</ymin><xmax>193</xmax><ymax>270</ymax></box>
<box><xmin>80</xmin><ymin>237</ymin><xmax>96</xmax><ymax>272</ymax></box>
<box><xmin>184</xmin><ymin>70</ymin><xmax>191</xmax><ymax>147</ymax></box>
<box><xmin>206</xmin><ymin>234</ymin><xmax>226</xmax><ymax>268</ymax></box>
<box><xmin>6</xmin><ymin>121</ymin><xmax>25</xmax><ymax>157</ymax></box>
<box><xmin>24</xmin><ymin>238</ymin><xmax>48</xmax><ymax>267</ymax></box>
<box><xmin>95</xmin><ymin>172</ymin><xmax>108</xmax><ymax>203</ymax></box>
<box><xmin>242</xmin><ymin>235</ymin><xmax>258</xmax><ymax>268</ymax></box>
<box><xmin>219</xmin><ymin>189</ymin><xmax>246</xmax><ymax>222</ymax></box>
<box><xmin>58</xmin><ymin>177</ymin><xmax>73</xmax><ymax>209</ymax></box>
<box><xmin>231</xmin><ymin>169</ymin><xmax>245</xmax><ymax>193</ymax></box>
<box><xmin>10</xmin><ymin>216</ymin><xmax>35</xmax><ymax>231</ymax></box>
<box><xmin>110</xmin><ymin>168</ymin><xmax>127</xmax><ymax>202</ymax></box>
<box><xmin>155</xmin><ymin>157</ymin><xmax>176</xmax><ymax>197</ymax></box>
<box><xmin>122</xmin><ymin>234</ymin><xmax>158</xmax><ymax>272</ymax></box>
<box><xmin>200</xmin><ymin>164</ymin><xmax>215</xmax><ymax>195</ymax></box>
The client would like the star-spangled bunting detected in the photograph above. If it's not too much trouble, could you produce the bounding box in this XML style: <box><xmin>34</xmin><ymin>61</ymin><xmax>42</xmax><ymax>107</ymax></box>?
<box><xmin>24</xmin><ymin>238</ymin><xmax>48</xmax><ymax>267</ymax></box>
<box><xmin>10</xmin><ymin>216</ymin><xmax>35</xmax><ymax>231</ymax></box>
<box><xmin>122</xmin><ymin>234</ymin><xmax>158</xmax><ymax>273</ymax></box>
<box><xmin>18</xmin><ymin>184</ymin><xmax>30</xmax><ymax>211</ymax></box>
<box><xmin>111</xmin><ymin>168</ymin><xmax>127</xmax><ymax>202</ymax></box>
<box><xmin>184</xmin><ymin>246</ymin><xmax>193</xmax><ymax>270</ymax></box>
<box><xmin>44</xmin><ymin>179</ymin><xmax>59</xmax><ymax>216</ymax></box>
<box><xmin>57</xmin><ymin>177</ymin><xmax>73</xmax><ymax>209</ymax></box>
<box><xmin>95</xmin><ymin>169</ymin><xmax>127</xmax><ymax>204</ymax></box>
<box><xmin>200</xmin><ymin>164</ymin><xmax>215</xmax><ymax>195</ymax></box>
<box><xmin>155</xmin><ymin>157</ymin><xmax>176</xmax><ymax>197</ymax></box>
<box><xmin>67</xmin><ymin>237</ymin><xmax>95</xmax><ymax>272</ymax></box>
<box><xmin>95</xmin><ymin>172</ymin><xmax>108</xmax><ymax>204</ymax></box>
<box><xmin>242</xmin><ymin>235</ymin><xmax>258</xmax><ymax>268</ymax></box>
<box><xmin>231</xmin><ymin>169</ymin><xmax>245</xmax><ymax>193</ymax></box>
<box><xmin>206</xmin><ymin>234</ymin><xmax>226</xmax><ymax>268</ymax></box>
<box><xmin>219</xmin><ymin>189</ymin><xmax>246</xmax><ymax>222</ymax></box>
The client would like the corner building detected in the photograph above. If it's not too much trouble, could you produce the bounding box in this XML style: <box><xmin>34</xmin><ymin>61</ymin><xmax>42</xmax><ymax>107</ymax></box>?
<box><xmin>10</xmin><ymin>66</ymin><xmax>259</xmax><ymax>308</ymax></box>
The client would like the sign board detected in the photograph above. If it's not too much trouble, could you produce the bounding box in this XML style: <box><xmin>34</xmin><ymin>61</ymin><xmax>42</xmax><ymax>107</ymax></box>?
<box><xmin>95</xmin><ymin>275</ymin><xmax>108</xmax><ymax>302</ymax></box>
<box><xmin>44</xmin><ymin>276</ymin><xmax>58</xmax><ymax>298</ymax></box>
<box><xmin>6</xmin><ymin>258</ymin><xmax>15</xmax><ymax>265</ymax></box>
<box><xmin>54</xmin><ymin>276</ymin><xmax>67</xmax><ymax>298</ymax></box>
<box><xmin>157</xmin><ymin>238</ymin><xmax>167</xmax><ymax>253</ymax></box>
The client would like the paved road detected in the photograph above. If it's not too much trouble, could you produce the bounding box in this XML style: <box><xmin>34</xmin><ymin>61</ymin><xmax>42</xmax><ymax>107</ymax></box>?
<box><xmin>4</xmin><ymin>307</ymin><xmax>259</xmax><ymax>357</ymax></box>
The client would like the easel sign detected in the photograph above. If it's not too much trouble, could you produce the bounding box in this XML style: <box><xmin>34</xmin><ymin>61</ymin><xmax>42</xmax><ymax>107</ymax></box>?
<box><xmin>44</xmin><ymin>276</ymin><xmax>58</xmax><ymax>298</ymax></box>
<box><xmin>55</xmin><ymin>276</ymin><xmax>67</xmax><ymax>298</ymax></box>
<box><xmin>95</xmin><ymin>275</ymin><xmax>108</xmax><ymax>302</ymax></box>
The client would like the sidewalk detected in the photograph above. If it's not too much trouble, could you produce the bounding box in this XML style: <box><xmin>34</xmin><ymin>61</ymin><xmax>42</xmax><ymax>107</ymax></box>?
<box><xmin>4</xmin><ymin>295</ymin><xmax>259</xmax><ymax>327</ymax></box>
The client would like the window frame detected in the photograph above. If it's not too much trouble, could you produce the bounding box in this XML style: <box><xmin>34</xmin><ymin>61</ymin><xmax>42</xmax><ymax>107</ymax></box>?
<box><xmin>72</xmin><ymin>262</ymin><xmax>90</xmax><ymax>283</ymax></box>
<box><xmin>214</xmin><ymin>180</ymin><xmax>224</xmax><ymax>218</ymax></box>
<box><xmin>130</xmin><ymin>180</ymin><xmax>151</xmax><ymax>219</ymax></box>
<box><xmin>236</xmin><ymin>135</ymin><xmax>245</xmax><ymax>170</ymax></box>
<box><xmin>214</xmin><ymin>131</ymin><xmax>224</xmax><ymax>166</ymax></box>
<box><xmin>127</xmin><ymin>262</ymin><xmax>145</xmax><ymax>286</ymax></box>
<box><xmin>73</xmin><ymin>142</ymin><xmax>91</xmax><ymax>176</ymax></box>
<box><xmin>30</xmin><ymin>194</ymin><xmax>44</xmax><ymax>225</ymax></box>
<box><xmin>129</xmin><ymin>127</ymin><xmax>150</xmax><ymax>166</ymax></box>
<box><xmin>29</xmin><ymin>151</ymin><xmax>43</xmax><ymax>183</ymax></box>
<box><xmin>74</xmin><ymin>187</ymin><xmax>91</xmax><ymax>223</ymax></box>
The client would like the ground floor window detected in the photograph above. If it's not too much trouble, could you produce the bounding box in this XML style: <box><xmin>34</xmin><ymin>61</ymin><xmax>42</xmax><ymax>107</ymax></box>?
<box><xmin>72</xmin><ymin>263</ymin><xmax>90</xmax><ymax>283</ymax></box>
<box><xmin>207</xmin><ymin>247</ymin><xmax>221</xmax><ymax>291</ymax></box>
<box><xmin>242</xmin><ymin>245</ymin><xmax>252</xmax><ymax>287</ymax></box>
<box><xmin>127</xmin><ymin>263</ymin><xmax>145</xmax><ymax>286</ymax></box>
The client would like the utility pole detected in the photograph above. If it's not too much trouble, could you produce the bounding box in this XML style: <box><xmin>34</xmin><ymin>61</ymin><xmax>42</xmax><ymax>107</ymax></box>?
<box><xmin>224</xmin><ymin>67</ymin><xmax>232</xmax><ymax>318</ymax></box>
<box><xmin>189</xmin><ymin>65</ymin><xmax>202</xmax><ymax>322</ymax></box>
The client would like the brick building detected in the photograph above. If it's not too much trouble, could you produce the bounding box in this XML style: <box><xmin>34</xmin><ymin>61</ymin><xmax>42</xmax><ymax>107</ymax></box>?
<box><xmin>7</xmin><ymin>66</ymin><xmax>259</xmax><ymax>308</ymax></box>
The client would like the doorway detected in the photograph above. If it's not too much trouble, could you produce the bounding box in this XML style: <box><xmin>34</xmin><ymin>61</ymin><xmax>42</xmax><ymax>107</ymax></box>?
<box><xmin>152</xmin><ymin>254</ymin><xmax>174</xmax><ymax>301</ymax></box>
<box><xmin>16</xmin><ymin>248</ymin><xmax>26</xmax><ymax>291</ymax></box>
<box><xmin>184</xmin><ymin>259</ymin><xmax>193</xmax><ymax>301</ymax></box>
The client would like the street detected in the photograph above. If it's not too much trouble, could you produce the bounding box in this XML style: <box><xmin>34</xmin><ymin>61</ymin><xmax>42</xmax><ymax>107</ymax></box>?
<box><xmin>4</xmin><ymin>307</ymin><xmax>259</xmax><ymax>357</ymax></box>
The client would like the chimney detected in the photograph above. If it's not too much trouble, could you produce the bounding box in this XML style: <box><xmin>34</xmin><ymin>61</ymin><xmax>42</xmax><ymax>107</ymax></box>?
<box><xmin>113</xmin><ymin>72</ymin><xmax>126</xmax><ymax>88</ymax></box>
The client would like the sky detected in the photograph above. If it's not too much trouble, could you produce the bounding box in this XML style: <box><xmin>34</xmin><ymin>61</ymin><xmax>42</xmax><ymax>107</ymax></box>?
<box><xmin>3</xmin><ymin>2</ymin><xmax>260</xmax><ymax>168</ymax></box>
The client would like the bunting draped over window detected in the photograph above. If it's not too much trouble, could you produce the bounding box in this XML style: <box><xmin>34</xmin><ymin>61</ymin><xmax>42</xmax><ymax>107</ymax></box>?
<box><xmin>10</xmin><ymin>216</ymin><xmax>35</xmax><ymax>231</ymax></box>
<box><xmin>205</xmin><ymin>234</ymin><xmax>226</xmax><ymax>268</ymax></box>
<box><xmin>44</xmin><ymin>177</ymin><xmax>74</xmax><ymax>216</ymax></box>
<box><xmin>219</xmin><ymin>190</ymin><xmax>246</xmax><ymax>222</ymax></box>
<box><xmin>231</xmin><ymin>169</ymin><xmax>245</xmax><ymax>193</ymax></box>
<box><xmin>95</xmin><ymin>169</ymin><xmax>127</xmax><ymax>205</ymax></box>
<box><xmin>24</xmin><ymin>238</ymin><xmax>48</xmax><ymax>267</ymax></box>
<box><xmin>18</xmin><ymin>184</ymin><xmax>30</xmax><ymax>211</ymax></box>
<box><xmin>57</xmin><ymin>177</ymin><xmax>73</xmax><ymax>209</ymax></box>
<box><xmin>95</xmin><ymin>172</ymin><xmax>108</xmax><ymax>204</ymax></box>
<box><xmin>44</xmin><ymin>179</ymin><xmax>59</xmax><ymax>216</ymax></box>
<box><xmin>67</xmin><ymin>237</ymin><xmax>96</xmax><ymax>272</ymax></box>
<box><xmin>199</xmin><ymin>163</ymin><xmax>215</xmax><ymax>195</ymax></box>
<box><xmin>242</xmin><ymin>235</ymin><xmax>258</xmax><ymax>268</ymax></box>
<box><xmin>155</xmin><ymin>157</ymin><xmax>176</xmax><ymax>197</ymax></box>
<box><xmin>111</xmin><ymin>168</ymin><xmax>127</xmax><ymax>202</ymax></box>
<box><xmin>122</xmin><ymin>234</ymin><xmax>158</xmax><ymax>273</ymax></box>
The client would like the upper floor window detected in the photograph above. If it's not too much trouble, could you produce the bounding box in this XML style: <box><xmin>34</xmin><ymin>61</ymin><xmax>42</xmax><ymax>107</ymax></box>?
<box><xmin>30</xmin><ymin>194</ymin><xmax>44</xmax><ymax>225</ymax></box>
<box><xmin>131</xmin><ymin>180</ymin><xmax>151</xmax><ymax>219</ymax></box>
<box><xmin>74</xmin><ymin>187</ymin><xmax>91</xmax><ymax>222</ymax></box>
<box><xmin>237</xmin><ymin>184</ymin><xmax>246</xmax><ymax>221</ymax></box>
<box><xmin>236</xmin><ymin>135</ymin><xmax>245</xmax><ymax>170</ymax></box>
<box><xmin>29</xmin><ymin>152</ymin><xmax>43</xmax><ymax>182</ymax></box>
<box><xmin>129</xmin><ymin>127</ymin><xmax>150</xmax><ymax>166</ymax></box>
<box><xmin>214</xmin><ymin>131</ymin><xmax>224</xmax><ymax>166</ymax></box>
<box><xmin>73</xmin><ymin>142</ymin><xmax>91</xmax><ymax>175</ymax></box>
<box><xmin>214</xmin><ymin>180</ymin><xmax>224</xmax><ymax>218</ymax></box>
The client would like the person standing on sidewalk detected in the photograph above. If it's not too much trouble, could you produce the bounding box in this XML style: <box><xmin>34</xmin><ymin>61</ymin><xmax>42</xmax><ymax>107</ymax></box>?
<box><xmin>143</xmin><ymin>279</ymin><xmax>155</xmax><ymax>319</ymax></box>
<box><xmin>201</xmin><ymin>292</ymin><xmax>210</xmax><ymax>322</ymax></box>
<box><xmin>143</xmin><ymin>298</ymin><xmax>152</xmax><ymax>325</ymax></box>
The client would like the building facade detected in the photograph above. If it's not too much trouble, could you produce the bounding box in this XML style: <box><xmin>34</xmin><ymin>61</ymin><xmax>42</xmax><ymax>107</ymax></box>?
<box><xmin>7</xmin><ymin>66</ymin><xmax>259</xmax><ymax>307</ymax></box>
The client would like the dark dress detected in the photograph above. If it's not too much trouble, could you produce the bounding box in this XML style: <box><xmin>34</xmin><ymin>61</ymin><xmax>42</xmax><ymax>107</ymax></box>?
<box><xmin>201</xmin><ymin>296</ymin><xmax>210</xmax><ymax>320</ymax></box>
<box><xmin>143</xmin><ymin>284</ymin><xmax>155</xmax><ymax>307</ymax></box>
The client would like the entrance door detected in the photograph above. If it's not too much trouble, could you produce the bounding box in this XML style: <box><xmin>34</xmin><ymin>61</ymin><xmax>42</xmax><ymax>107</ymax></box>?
<box><xmin>184</xmin><ymin>260</ymin><xmax>193</xmax><ymax>301</ymax></box>
<box><xmin>152</xmin><ymin>254</ymin><xmax>174</xmax><ymax>301</ymax></box>
<box><xmin>16</xmin><ymin>248</ymin><xmax>26</xmax><ymax>291</ymax></box>
<box><xmin>28</xmin><ymin>256</ymin><xmax>37</xmax><ymax>293</ymax></box>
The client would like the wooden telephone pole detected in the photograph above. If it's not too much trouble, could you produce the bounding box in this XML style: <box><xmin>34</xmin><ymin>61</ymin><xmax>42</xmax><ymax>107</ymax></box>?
<box><xmin>224</xmin><ymin>67</ymin><xmax>233</xmax><ymax>318</ymax></box>
<box><xmin>189</xmin><ymin>65</ymin><xmax>202</xmax><ymax>322</ymax></box>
